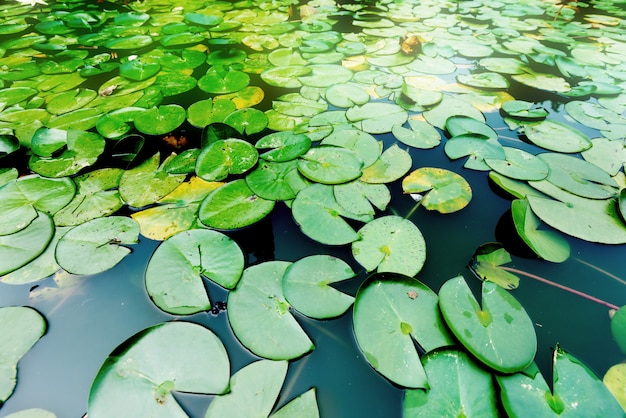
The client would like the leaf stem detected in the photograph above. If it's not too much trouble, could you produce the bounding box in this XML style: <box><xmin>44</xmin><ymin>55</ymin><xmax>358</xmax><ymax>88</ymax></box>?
<box><xmin>500</xmin><ymin>266</ymin><xmax>620</xmax><ymax>310</ymax></box>
<box><xmin>404</xmin><ymin>196</ymin><xmax>422</xmax><ymax>219</ymax></box>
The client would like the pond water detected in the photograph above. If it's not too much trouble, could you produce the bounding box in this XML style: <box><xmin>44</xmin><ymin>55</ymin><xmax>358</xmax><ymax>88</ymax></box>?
<box><xmin>0</xmin><ymin>0</ymin><xmax>625</xmax><ymax>417</ymax></box>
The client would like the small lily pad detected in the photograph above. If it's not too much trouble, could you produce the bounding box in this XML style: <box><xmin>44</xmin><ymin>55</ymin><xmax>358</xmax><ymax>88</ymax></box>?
<box><xmin>469</xmin><ymin>243</ymin><xmax>520</xmax><ymax>289</ymax></box>
<box><xmin>195</xmin><ymin>139</ymin><xmax>259</xmax><ymax>182</ymax></box>
<box><xmin>438</xmin><ymin>275</ymin><xmax>537</xmax><ymax>373</ymax></box>
<box><xmin>352</xmin><ymin>215</ymin><xmax>426</xmax><ymax>277</ymax></box>
<box><xmin>133</xmin><ymin>105</ymin><xmax>186</xmax><ymax>136</ymax></box>
<box><xmin>402</xmin><ymin>167</ymin><xmax>472</xmax><ymax>214</ymax></box>
<box><xmin>145</xmin><ymin>229</ymin><xmax>244</xmax><ymax>315</ymax></box>
<box><xmin>55</xmin><ymin>216</ymin><xmax>139</xmax><ymax>275</ymax></box>
<box><xmin>228</xmin><ymin>261</ymin><xmax>314</xmax><ymax>360</ymax></box>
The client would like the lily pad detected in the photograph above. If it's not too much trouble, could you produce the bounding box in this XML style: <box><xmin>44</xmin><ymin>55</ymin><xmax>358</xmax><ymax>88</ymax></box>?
<box><xmin>187</xmin><ymin>99</ymin><xmax>237</xmax><ymax>129</ymax></box>
<box><xmin>438</xmin><ymin>276</ymin><xmax>537</xmax><ymax>373</ymax></box>
<box><xmin>119</xmin><ymin>153</ymin><xmax>186</xmax><ymax>208</ymax></box>
<box><xmin>228</xmin><ymin>261</ymin><xmax>314</xmax><ymax>360</ymax></box>
<box><xmin>445</xmin><ymin>136</ymin><xmax>505</xmax><ymax>171</ymax></box>
<box><xmin>469</xmin><ymin>243</ymin><xmax>520</xmax><ymax>289</ymax></box>
<box><xmin>497</xmin><ymin>347</ymin><xmax>625</xmax><ymax>417</ymax></box>
<box><xmin>352</xmin><ymin>215</ymin><xmax>426</xmax><ymax>277</ymax></box>
<box><xmin>298</xmin><ymin>146</ymin><xmax>363</xmax><ymax>185</ymax></box>
<box><xmin>198</xmin><ymin>179</ymin><xmax>275</xmax><ymax>230</ymax></box>
<box><xmin>133</xmin><ymin>105</ymin><xmax>186</xmax><ymax>136</ymax></box>
<box><xmin>0</xmin><ymin>174</ymin><xmax>75</xmax><ymax>235</ymax></box>
<box><xmin>0</xmin><ymin>306</ymin><xmax>46</xmax><ymax>404</ymax></box>
<box><xmin>0</xmin><ymin>212</ymin><xmax>54</xmax><ymax>277</ymax></box>
<box><xmin>346</xmin><ymin>103</ymin><xmax>408</xmax><ymax>134</ymax></box>
<box><xmin>55</xmin><ymin>216</ymin><xmax>139</xmax><ymax>275</ymax></box>
<box><xmin>404</xmin><ymin>349</ymin><xmax>498</xmax><ymax>417</ymax></box>
<box><xmin>501</xmin><ymin>100</ymin><xmax>549</xmax><ymax>121</ymax></box>
<box><xmin>392</xmin><ymin>119</ymin><xmax>442</xmax><ymax>149</ymax></box>
<box><xmin>198</xmin><ymin>66</ymin><xmax>250</xmax><ymax>94</ymax></box>
<box><xmin>353</xmin><ymin>273</ymin><xmax>454</xmax><ymax>388</ymax></box>
<box><xmin>485</xmin><ymin>147</ymin><xmax>549</xmax><ymax>181</ymax></box>
<box><xmin>195</xmin><ymin>139</ymin><xmax>259</xmax><ymax>182</ymax></box>
<box><xmin>457</xmin><ymin>72</ymin><xmax>509</xmax><ymax>89</ymax></box>
<box><xmin>95</xmin><ymin>107</ymin><xmax>145</xmax><ymax>139</ymax></box>
<box><xmin>360</xmin><ymin>144</ymin><xmax>412</xmax><ymax>184</ymax></box>
<box><xmin>522</xmin><ymin>120</ymin><xmax>591</xmax><ymax>153</ymax></box>
<box><xmin>321</xmin><ymin>129</ymin><xmax>381</xmax><ymax>168</ymax></box>
<box><xmin>145</xmin><ymin>229</ymin><xmax>244</xmax><ymax>315</ymax></box>
<box><xmin>298</xmin><ymin>64</ymin><xmax>353</xmax><ymax>88</ymax></box>
<box><xmin>446</xmin><ymin>116</ymin><xmax>498</xmax><ymax>141</ymax></box>
<box><xmin>255</xmin><ymin>131</ymin><xmax>312</xmax><ymax>162</ymax></box>
<box><xmin>334</xmin><ymin>180</ymin><xmax>390</xmax><ymax>217</ymax></box>
<box><xmin>402</xmin><ymin>167</ymin><xmax>472</xmax><ymax>214</ymax></box>
<box><xmin>223</xmin><ymin>108</ymin><xmax>268</xmax><ymax>135</ymax></box>
<box><xmin>291</xmin><ymin>183</ymin><xmax>361</xmax><ymax>245</ymax></box>
<box><xmin>245</xmin><ymin>160</ymin><xmax>306</xmax><ymax>201</ymax></box>
<box><xmin>282</xmin><ymin>255</ymin><xmax>355</xmax><ymax>319</ymax></box>
<box><xmin>88</xmin><ymin>322</ymin><xmax>230</xmax><ymax>417</ymax></box>
<box><xmin>581</xmin><ymin>137</ymin><xmax>626</xmax><ymax>177</ymax></box>
<box><xmin>324</xmin><ymin>83</ymin><xmax>370</xmax><ymax>108</ymax></box>
<box><xmin>261</xmin><ymin>66</ymin><xmax>310</xmax><ymax>89</ymax></box>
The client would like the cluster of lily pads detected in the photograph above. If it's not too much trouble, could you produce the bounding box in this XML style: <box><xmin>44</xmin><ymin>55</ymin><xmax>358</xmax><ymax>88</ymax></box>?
<box><xmin>1</xmin><ymin>0</ymin><xmax>626</xmax><ymax>416</ymax></box>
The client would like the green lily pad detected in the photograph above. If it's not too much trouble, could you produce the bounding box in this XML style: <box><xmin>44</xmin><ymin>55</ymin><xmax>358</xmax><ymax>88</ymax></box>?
<box><xmin>291</xmin><ymin>183</ymin><xmax>361</xmax><ymax>245</ymax></box>
<box><xmin>272</xmin><ymin>93</ymin><xmax>327</xmax><ymax>117</ymax></box>
<box><xmin>0</xmin><ymin>212</ymin><xmax>54</xmax><ymax>276</ymax></box>
<box><xmin>353</xmin><ymin>273</ymin><xmax>454</xmax><ymax>388</ymax></box>
<box><xmin>119</xmin><ymin>59</ymin><xmax>161</xmax><ymax>81</ymax></box>
<box><xmin>206</xmin><ymin>360</ymin><xmax>319</xmax><ymax>418</ymax></box>
<box><xmin>610</xmin><ymin>305</ymin><xmax>626</xmax><ymax>355</ymax></box>
<box><xmin>0</xmin><ymin>174</ymin><xmax>75</xmax><ymax>235</ymax></box>
<box><xmin>423</xmin><ymin>96</ymin><xmax>485</xmax><ymax>130</ymax></box>
<box><xmin>95</xmin><ymin>107</ymin><xmax>145</xmax><ymax>139</ymax></box>
<box><xmin>198</xmin><ymin>179</ymin><xmax>275</xmax><ymax>230</ymax></box>
<box><xmin>223</xmin><ymin>108</ymin><xmax>268</xmax><ymax>135</ymax></box>
<box><xmin>438</xmin><ymin>276</ymin><xmax>537</xmax><ymax>373</ymax></box>
<box><xmin>88</xmin><ymin>322</ymin><xmax>230</xmax><ymax>417</ymax></box>
<box><xmin>324</xmin><ymin>83</ymin><xmax>370</xmax><ymax>108</ymax></box>
<box><xmin>119</xmin><ymin>153</ymin><xmax>186</xmax><ymax>208</ymax></box>
<box><xmin>446</xmin><ymin>116</ymin><xmax>498</xmax><ymax>141</ymax></box>
<box><xmin>538</xmin><ymin>152</ymin><xmax>618</xmax><ymax>199</ymax></box>
<box><xmin>104</xmin><ymin>35</ymin><xmax>153</xmax><ymax>50</ymax></box>
<box><xmin>145</xmin><ymin>229</ymin><xmax>244</xmax><ymax>315</ymax></box>
<box><xmin>29</xmin><ymin>128</ymin><xmax>105</xmax><ymax>178</ymax></box>
<box><xmin>261</xmin><ymin>66</ymin><xmax>310</xmax><ymax>89</ymax></box>
<box><xmin>512</xmin><ymin>71</ymin><xmax>571</xmax><ymax>93</ymax></box>
<box><xmin>581</xmin><ymin>137</ymin><xmax>626</xmax><ymax>177</ymax></box>
<box><xmin>298</xmin><ymin>146</ymin><xmax>363</xmax><ymax>185</ymax></box>
<box><xmin>404</xmin><ymin>349</ymin><xmax>498</xmax><ymax>418</ymax></box>
<box><xmin>0</xmin><ymin>306</ymin><xmax>46</xmax><ymax>404</ymax></box>
<box><xmin>402</xmin><ymin>167</ymin><xmax>472</xmax><ymax>214</ymax></box>
<box><xmin>245</xmin><ymin>160</ymin><xmax>306</xmax><ymax>201</ymax></box>
<box><xmin>228</xmin><ymin>261</ymin><xmax>314</xmax><ymax>360</ymax></box>
<box><xmin>133</xmin><ymin>105</ymin><xmax>186</xmax><ymax>136</ymax></box>
<box><xmin>485</xmin><ymin>147</ymin><xmax>549</xmax><ymax>181</ymax></box>
<box><xmin>604</xmin><ymin>363</ymin><xmax>626</xmax><ymax>413</ymax></box>
<box><xmin>55</xmin><ymin>216</ymin><xmax>139</xmax><ymax>275</ymax></box>
<box><xmin>497</xmin><ymin>347</ymin><xmax>625</xmax><ymax>417</ymax></box>
<box><xmin>282</xmin><ymin>255</ymin><xmax>355</xmax><ymax>319</ymax></box>
<box><xmin>527</xmin><ymin>180</ymin><xmax>626</xmax><ymax>244</ymax></box>
<box><xmin>255</xmin><ymin>131</ymin><xmax>312</xmax><ymax>162</ymax></box>
<box><xmin>360</xmin><ymin>144</ymin><xmax>412</xmax><ymax>184</ymax></box>
<box><xmin>321</xmin><ymin>129</ymin><xmax>381</xmax><ymax>168</ymax></box>
<box><xmin>445</xmin><ymin>136</ymin><xmax>505</xmax><ymax>171</ymax></box>
<box><xmin>346</xmin><ymin>103</ymin><xmax>408</xmax><ymax>134</ymax></box>
<box><xmin>53</xmin><ymin>168</ymin><xmax>124</xmax><ymax>227</ymax></box>
<box><xmin>469</xmin><ymin>243</ymin><xmax>520</xmax><ymax>289</ymax></box>
<box><xmin>0</xmin><ymin>87</ymin><xmax>38</xmax><ymax>107</ymax></box>
<box><xmin>334</xmin><ymin>180</ymin><xmax>390</xmax><ymax>217</ymax></box>
<box><xmin>195</xmin><ymin>139</ymin><xmax>259</xmax><ymax>182</ymax></box>
<box><xmin>392</xmin><ymin>119</ymin><xmax>442</xmax><ymax>149</ymax></box>
<box><xmin>512</xmin><ymin>199</ymin><xmax>570</xmax><ymax>263</ymax></box>
<box><xmin>299</xmin><ymin>64</ymin><xmax>353</xmax><ymax>88</ymax></box>
<box><xmin>198</xmin><ymin>66</ymin><xmax>250</xmax><ymax>94</ymax></box>
<box><xmin>523</xmin><ymin>120</ymin><xmax>591</xmax><ymax>153</ymax></box>
<box><xmin>501</xmin><ymin>100</ymin><xmax>549</xmax><ymax>121</ymax></box>
<box><xmin>46</xmin><ymin>89</ymin><xmax>97</xmax><ymax>115</ymax></box>
<box><xmin>187</xmin><ymin>99</ymin><xmax>237</xmax><ymax>129</ymax></box>
<box><xmin>457</xmin><ymin>72</ymin><xmax>509</xmax><ymax>89</ymax></box>
<box><xmin>352</xmin><ymin>215</ymin><xmax>426</xmax><ymax>277</ymax></box>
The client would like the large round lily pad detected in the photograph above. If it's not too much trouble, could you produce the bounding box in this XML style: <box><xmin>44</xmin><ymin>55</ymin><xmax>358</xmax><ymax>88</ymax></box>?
<box><xmin>523</xmin><ymin>120</ymin><xmax>591</xmax><ymax>153</ymax></box>
<box><xmin>353</xmin><ymin>273</ymin><xmax>454</xmax><ymax>388</ymax></box>
<box><xmin>228</xmin><ymin>261</ymin><xmax>314</xmax><ymax>360</ymax></box>
<box><xmin>133</xmin><ymin>105</ymin><xmax>186</xmax><ymax>136</ymax></box>
<box><xmin>88</xmin><ymin>322</ymin><xmax>230</xmax><ymax>418</ymax></box>
<box><xmin>298</xmin><ymin>146</ymin><xmax>363</xmax><ymax>185</ymax></box>
<box><xmin>438</xmin><ymin>276</ymin><xmax>537</xmax><ymax>373</ymax></box>
<box><xmin>145</xmin><ymin>229</ymin><xmax>244</xmax><ymax>315</ymax></box>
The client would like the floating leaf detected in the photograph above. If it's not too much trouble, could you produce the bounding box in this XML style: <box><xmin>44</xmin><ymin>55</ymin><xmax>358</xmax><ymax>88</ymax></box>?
<box><xmin>0</xmin><ymin>306</ymin><xmax>46</xmax><ymax>404</ymax></box>
<box><xmin>0</xmin><ymin>212</ymin><xmax>54</xmax><ymax>276</ymax></box>
<box><xmin>360</xmin><ymin>144</ymin><xmax>412</xmax><ymax>184</ymax></box>
<box><xmin>223</xmin><ymin>108</ymin><xmax>268</xmax><ymax>135</ymax></box>
<box><xmin>119</xmin><ymin>153</ymin><xmax>186</xmax><ymax>208</ymax></box>
<box><xmin>55</xmin><ymin>216</ymin><xmax>138</xmax><ymax>276</ymax></box>
<box><xmin>95</xmin><ymin>107</ymin><xmax>145</xmax><ymax>139</ymax></box>
<box><xmin>501</xmin><ymin>100</ymin><xmax>548</xmax><ymax>121</ymax></box>
<box><xmin>228</xmin><ymin>261</ymin><xmax>314</xmax><ymax>360</ymax></box>
<box><xmin>119</xmin><ymin>59</ymin><xmax>160</xmax><ymax>81</ymax></box>
<box><xmin>88</xmin><ymin>322</ymin><xmax>230</xmax><ymax>417</ymax></box>
<box><xmin>512</xmin><ymin>71</ymin><xmax>570</xmax><ymax>93</ymax></box>
<box><xmin>261</xmin><ymin>66</ymin><xmax>310</xmax><ymax>89</ymax></box>
<box><xmin>446</xmin><ymin>116</ymin><xmax>498</xmax><ymax>141</ymax></box>
<box><xmin>195</xmin><ymin>139</ymin><xmax>259</xmax><ymax>182</ymax></box>
<box><xmin>522</xmin><ymin>120</ymin><xmax>591</xmax><ymax>153</ymax></box>
<box><xmin>402</xmin><ymin>167</ymin><xmax>472</xmax><ymax>213</ymax></box>
<box><xmin>282</xmin><ymin>255</ymin><xmax>355</xmax><ymax>319</ymax></box>
<box><xmin>353</xmin><ymin>273</ymin><xmax>454</xmax><ymax>388</ymax></box>
<box><xmin>298</xmin><ymin>146</ymin><xmax>363</xmax><ymax>185</ymax></box>
<box><xmin>438</xmin><ymin>276</ymin><xmax>537</xmax><ymax>373</ymax></box>
<box><xmin>604</xmin><ymin>364</ymin><xmax>626</xmax><ymax>412</ymax></box>
<box><xmin>299</xmin><ymin>64</ymin><xmax>353</xmax><ymax>88</ymax></box>
<box><xmin>445</xmin><ymin>136</ymin><xmax>505</xmax><ymax>171</ymax></box>
<box><xmin>198</xmin><ymin>66</ymin><xmax>250</xmax><ymax>94</ymax></box>
<box><xmin>346</xmin><ymin>103</ymin><xmax>408</xmax><ymax>134</ymax></box>
<box><xmin>321</xmin><ymin>129</ymin><xmax>381</xmax><ymax>168</ymax></box>
<box><xmin>485</xmin><ymin>147</ymin><xmax>549</xmax><ymax>181</ymax></box>
<box><xmin>457</xmin><ymin>72</ymin><xmax>509</xmax><ymax>89</ymax></box>
<box><xmin>423</xmin><ymin>96</ymin><xmax>485</xmax><ymax>129</ymax></box>
<box><xmin>198</xmin><ymin>179</ymin><xmax>274</xmax><ymax>230</ymax></box>
<box><xmin>325</xmin><ymin>83</ymin><xmax>370</xmax><ymax>108</ymax></box>
<box><xmin>334</xmin><ymin>180</ymin><xmax>390</xmax><ymax>216</ymax></box>
<box><xmin>352</xmin><ymin>215</ymin><xmax>426</xmax><ymax>277</ymax></box>
<box><xmin>256</xmin><ymin>131</ymin><xmax>312</xmax><ymax>162</ymax></box>
<box><xmin>610</xmin><ymin>305</ymin><xmax>626</xmax><ymax>355</ymax></box>
<box><xmin>469</xmin><ymin>243</ymin><xmax>520</xmax><ymax>289</ymax></box>
<box><xmin>498</xmin><ymin>347</ymin><xmax>625</xmax><ymax>417</ymax></box>
<box><xmin>392</xmin><ymin>119</ymin><xmax>441</xmax><ymax>149</ymax></box>
<box><xmin>404</xmin><ymin>350</ymin><xmax>498</xmax><ymax>417</ymax></box>
<box><xmin>187</xmin><ymin>98</ymin><xmax>237</xmax><ymax>129</ymax></box>
<box><xmin>133</xmin><ymin>105</ymin><xmax>186</xmax><ymax>136</ymax></box>
<box><xmin>245</xmin><ymin>160</ymin><xmax>306</xmax><ymax>201</ymax></box>
<box><xmin>581</xmin><ymin>137</ymin><xmax>626</xmax><ymax>177</ymax></box>
<box><xmin>291</xmin><ymin>183</ymin><xmax>361</xmax><ymax>245</ymax></box>
<box><xmin>145</xmin><ymin>229</ymin><xmax>244</xmax><ymax>315</ymax></box>
<box><xmin>0</xmin><ymin>174</ymin><xmax>75</xmax><ymax>235</ymax></box>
